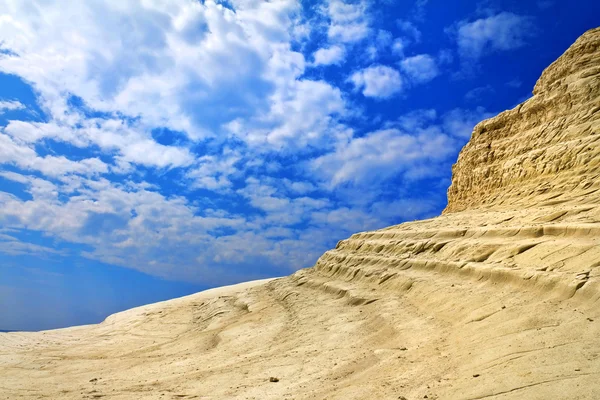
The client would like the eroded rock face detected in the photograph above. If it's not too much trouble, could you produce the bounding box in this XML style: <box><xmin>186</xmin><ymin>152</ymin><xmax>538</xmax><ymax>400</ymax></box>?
<box><xmin>309</xmin><ymin>27</ymin><xmax>600</xmax><ymax>309</ymax></box>
<box><xmin>445</xmin><ymin>27</ymin><xmax>600</xmax><ymax>213</ymax></box>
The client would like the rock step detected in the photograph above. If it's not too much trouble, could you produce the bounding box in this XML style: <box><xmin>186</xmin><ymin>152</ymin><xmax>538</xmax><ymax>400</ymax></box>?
<box><xmin>310</xmin><ymin>251</ymin><xmax>600</xmax><ymax>304</ymax></box>
<box><xmin>348</xmin><ymin>222</ymin><xmax>600</xmax><ymax>242</ymax></box>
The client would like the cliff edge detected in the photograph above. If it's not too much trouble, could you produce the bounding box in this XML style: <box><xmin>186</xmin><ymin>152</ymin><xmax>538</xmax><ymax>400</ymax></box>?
<box><xmin>445</xmin><ymin>27</ymin><xmax>600</xmax><ymax>213</ymax></box>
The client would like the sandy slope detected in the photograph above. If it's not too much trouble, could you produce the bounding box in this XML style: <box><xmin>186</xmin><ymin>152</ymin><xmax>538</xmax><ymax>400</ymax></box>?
<box><xmin>2</xmin><ymin>27</ymin><xmax>600</xmax><ymax>400</ymax></box>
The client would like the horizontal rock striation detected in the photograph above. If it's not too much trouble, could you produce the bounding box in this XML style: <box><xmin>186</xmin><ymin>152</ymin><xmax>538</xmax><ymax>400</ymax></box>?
<box><xmin>302</xmin><ymin>27</ymin><xmax>600</xmax><ymax>310</ymax></box>
<box><xmin>445</xmin><ymin>27</ymin><xmax>600</xmax><ymax>213</ymax></box>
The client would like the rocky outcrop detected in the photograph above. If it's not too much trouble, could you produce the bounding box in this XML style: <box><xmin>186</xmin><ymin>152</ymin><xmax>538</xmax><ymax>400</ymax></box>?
<box><xmin>305</xmin><ymin>27</ymin><xmax>600</xmax><ymax>311</ymax></box>
<box><xmin>1</xmin><ymin>28</ymin><xmax>600</xmax><ymax>400</ymax></box>
<box><xmin>445</xmin><ymin>27</ymin><xmax>600</xmax><ymax>213</ymax></box>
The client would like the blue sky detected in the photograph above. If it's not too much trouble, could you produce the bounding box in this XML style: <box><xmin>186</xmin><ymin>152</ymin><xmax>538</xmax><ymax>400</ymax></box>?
<box><xmin>0</xmin><ymin>0</ymin><xmax>598</xmax><ymax>331</ymax></box>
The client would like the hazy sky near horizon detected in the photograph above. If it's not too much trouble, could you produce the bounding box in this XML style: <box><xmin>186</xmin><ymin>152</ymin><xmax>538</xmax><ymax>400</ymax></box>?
<box><xmin>1</xmin><ymin>0</ymin><xmax>598</xmax><ymax>330</ymax></box>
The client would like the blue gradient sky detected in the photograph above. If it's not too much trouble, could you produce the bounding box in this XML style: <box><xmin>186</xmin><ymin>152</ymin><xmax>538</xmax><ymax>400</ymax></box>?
<box><xmin>1</xmin><ymin>0</ymin><xmax>599</xmax><ymax>331</ymax></box>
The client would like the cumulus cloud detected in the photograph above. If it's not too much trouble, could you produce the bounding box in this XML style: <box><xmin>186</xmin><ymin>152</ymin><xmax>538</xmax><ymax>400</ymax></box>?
<box><xmin>228</xmin><ymin>79</ymin><xmax>347</xmax><ymax>150</ymax></box>
<box><xmin>311</xmin><ymin>106</ymin><xmax>493</xmax><ymax>188</ymax></box>
<box><xmin>349</xmin><ymin>65</ymin><xmax>404</xmax><ymax>99</ymax></box>
<box><xmin>0</xmin><ymin>170</ymin><xmax>250</xmax><ymax>282</ymax></box>
<box><xmin>3</xmin><ymin>118</ymin><xmax>194</xmax><ymax>169</ymax></box>
<box><xmin>0</xmin><ymin>0</ymin><xmax>311</xmax><ymax>146</ymax></box>
<box><xmin>312</xmin><ymin>45</ymin><xmax>346</xmax><ymax>66</ymax></box>
<box><xmin>186</xmin><ymin>149</ymin><xmax>242</xmax><ymax>191</ymax></box>
<box><xmin>326</xmin><ymin>0</ymin><xmax>371</xmax><ymax>43</ymax></box>
<box><xmin>311</xmin><ymin>127</ymin><xmax>456</xmax><ymax>187</ymax></box>
<box><xmin>0</xmin><ymin>0</ymin><xmax>495</xmax><ymax>287</ymax></box>
<box><xmin>454</xmin><ymin>12</ymin><xmax>535</xmax><ymax>59</ymax></box>
<box><xmin>0</xmin><ymin>0</ymin><xmax>359</xmax><ymax>283</ymax></box>
<box><xmin>389</xmin><ymin>20</ymin><xmax>422</xmax><ymax>59</ymax></box>
<box><xmin>400</xmin><ymin>54</ymin><xmax>440</xmax><ymax>83</ymax></box>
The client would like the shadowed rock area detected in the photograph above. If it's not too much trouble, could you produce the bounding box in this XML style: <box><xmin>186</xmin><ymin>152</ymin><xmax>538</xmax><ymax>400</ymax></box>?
<box><xmin>1</xmin><ymin>27</ymin><xmax>600</xmax><ymax>400</ymax></box>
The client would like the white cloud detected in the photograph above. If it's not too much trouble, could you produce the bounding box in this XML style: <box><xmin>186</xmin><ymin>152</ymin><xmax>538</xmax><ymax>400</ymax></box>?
<box><xmin>282</xmin><ymin>179</ymin><xmax>316</xmax><ymax>195</ymax></box>
<box><xmin>0</xmin><ymin>132</ymin><xmax>108</xmax><ymax>177</ymax></box>
<box><xmin>311</xmin><ymin>106</ymin><xmax>493</xmax><ymax>188</ymax></box>
<box><xmin>390</xmin><ymin>18</ymin><xmax>426</xmax><ymax>61</ymax></box>
<box><xmin>0</xmin><ymin>0</ymin><xmax>493</xmax><ymax>287</ymax></box>
<box><xmin>396</xmin><ymin>109</ymin><xmax>437</xmax><ymax>130</ymax></box>
<box><xmin>454</xmin><ymin>12</ymin><xmax>535</xmax><ymax>59</ymax></box>
<box><xmin>0</xmin><ymin>100</ymin><xmax>24</xmax><ymax>113</ymax></box>
<box><xmin>229</xmin><ymin>78</ymin><xmax>348</xmax><ymax>150</ymax></box>
<box><xmin>310</xmin><ymin>206</ymin><xmax>382</xmax><ymax>235</ymax></box>
<box><xmin>1</xmin><ymin>158</ymin><xmax>399</xmax><ymax>283</ymax></box>
<box><xmin>326</xmin><ymin>0</ymin><xmax>371</xmax><ymax>43</ymax></box>
<box><xmin>311</xmin><ymin>127</ymin><xmax>456</xmax><ymax>187</ymax></box>
<box><xmin>3</xmin><ymin>118</ymin><xmax>194</xmax><ymax>169</ymax></box>
<box><xmin>349</xmin><ymin>65</ymin><xmax>404</xmax><ymax>99</ymax></box>
<box><xmin>186</xmin><ymin>148</ymin><xmax>242</xmax><ymax>191</ymax></box>
<box><xmin>238</xmin><ymin>178</ymin><xmax>329</xmax><ymax>225</ymax></box>
<box><xmin>0</xmin><ymin>170</ymin><xmax>254</xmax><ymax>282</ymax></box>
<box><xmin>0</xmin><ymin>0</ymin><xmax>378</xmax><ymax>284</ymax></box>
<box><xmin>329</xmin><ymin>23</ymin><xmax>370</xmax><ymax>43</ymax></box>
<box><xmin>400</xmin><ymin>54</ymin><xmax>439</xmax><ymax>83</ymax></box>
<box><xmin>438</xmin><ymin>49</ymin><xmax>454</xmax><ymax>65</ymax></box>
<box><xmin>389</xmin><ymin>20</ymin><xmax>422</xmax><ymax>59</ymax></box>
<box><xmin>0</xmin><ymin>0</ymin><xmax>312</xmax><ymax>148</ymax></box>
<box><xmin>0</xmin><ymin>0</ymin><xmax>351</xmax><ymax>159</ymax></box>
<box><xmin>312</xmin><ymin>45</ymin><xmax>346</xmax><ymax>66</ymax></box>
<box><xmin>375</xmin><ymin>30</ymin><xmax>393</xmax><ymax>47</ymax></box>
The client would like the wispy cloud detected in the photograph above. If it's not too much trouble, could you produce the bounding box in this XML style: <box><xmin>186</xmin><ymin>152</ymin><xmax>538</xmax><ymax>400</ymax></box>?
<box><xmin>452</xmin><ymin>12</ymin><xmax>536</xmax><ymax>60</ymax></box>
<box><xmin>396</xmin><ymin>19</ymin><xmax>422</xmax><ymax>43</ymax></box>
<box><xmin>442</xmin><ymin>107</ymin><xmax>495</xmax><ymax>139</ymax></box>
<box><xmin>0</xmin><ymin>232</ymin><xmax>65</xmax><ymax>257</ymax></box>
<box><xmin>400</xmin><ymin>54</ymin><xmax>440</xmax><ymax>83</ymax></box>
<box><xmin>464</xmin><ymin>85</ymin><xmax>495</xmax><ymax>102</ymax></box>
<box><xmin>0</xmin><ymin>100</ymin><xmax>24</xmax><ymax>113</ymax></box>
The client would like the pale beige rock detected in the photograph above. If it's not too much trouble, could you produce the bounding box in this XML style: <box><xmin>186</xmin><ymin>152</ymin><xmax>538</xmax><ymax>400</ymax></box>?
<box><xmin>445</xmin><ymin>27</ymin><xmax>600</xmax><ymax>214</ymax></box>
<box><xmin>2</xmin><ymin>27</ymin><xmax>600</xmax><ymax>400</ymax></box>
